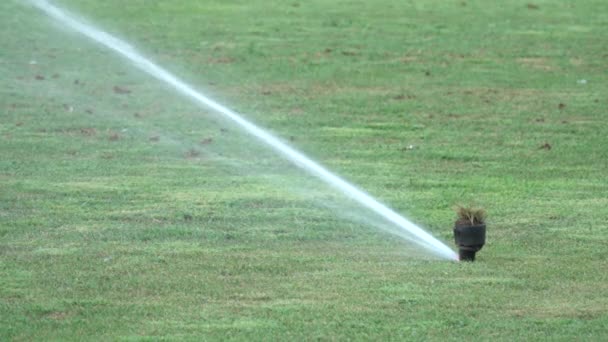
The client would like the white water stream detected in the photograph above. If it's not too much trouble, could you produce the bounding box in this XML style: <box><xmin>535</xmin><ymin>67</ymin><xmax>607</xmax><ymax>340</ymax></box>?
<box><xmin>30</xmin><ymin>0</ymin><xmax>458</xmax><ymax>261</ymax></box>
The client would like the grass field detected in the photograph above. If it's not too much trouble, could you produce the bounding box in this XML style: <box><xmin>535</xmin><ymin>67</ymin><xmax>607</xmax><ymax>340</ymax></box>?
<box><xmin>2</xmin><ymin>0</ymin><xmax>608</xmax><ymax>340</ymax></box>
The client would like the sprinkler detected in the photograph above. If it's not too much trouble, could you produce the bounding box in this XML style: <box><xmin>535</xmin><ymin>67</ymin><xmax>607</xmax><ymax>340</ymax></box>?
<box><xmin>453</xmin><ymin>224</ymin><xmax>486</xmax><ymax>261</ymax></box>
<box><xmin>453</xmin><ymin>206</ymin><xmax>487</xmax><ymax>262</ymax></box>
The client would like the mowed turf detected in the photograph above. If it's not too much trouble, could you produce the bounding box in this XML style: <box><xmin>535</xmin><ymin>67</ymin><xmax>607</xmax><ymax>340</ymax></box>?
<box><xmin>1</xmin><ymin>0</ymin><xmax>607</xmax><ymax>340</ymax></box>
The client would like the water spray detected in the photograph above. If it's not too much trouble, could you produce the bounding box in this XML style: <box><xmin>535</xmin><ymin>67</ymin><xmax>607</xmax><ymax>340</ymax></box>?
<box><xmin>29</xmin><ymin>0</ymin><xmax>458</xmax><ymax>261</ymax></box>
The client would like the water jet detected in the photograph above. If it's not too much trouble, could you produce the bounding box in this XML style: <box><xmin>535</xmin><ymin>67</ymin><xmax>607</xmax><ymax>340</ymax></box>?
<box><xmin>29</xmin><ymin>0</ymin><xmax>459</xmax><ymax>261</ymax></box>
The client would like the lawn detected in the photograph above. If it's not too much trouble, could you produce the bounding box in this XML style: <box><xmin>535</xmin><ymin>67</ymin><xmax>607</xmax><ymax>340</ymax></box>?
<box><xmin>1</xmin><ymin>0</ymin><xmax>607</xmax><ymax>340</ymax></box>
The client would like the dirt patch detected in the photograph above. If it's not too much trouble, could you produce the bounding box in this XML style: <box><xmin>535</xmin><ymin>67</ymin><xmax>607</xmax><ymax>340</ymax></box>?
<box><xmin>185</xmin><ymin>148</ymin><xmax>201</xmax><ymax>159</ymax></box>
<box><xmin>510</xmin><ymin>305</ymin><xmax>604</xmax><ymax>320</ymax></box>
<box><xmin>80</xmin><ymin>128</ymin><xmax>97</xmax><ymax>136</ymax></box>
<box><xmin>393</xmin><ymin>94</ymin><xmax>416</xmax><ymax>101</ymax></box>
<box><xmin>113</xmin><ymin>85</ymin><xmax>131</xmax><ymax>94</ymax></box>
<box><xmin>255</xmin><ymin>83</ymin><xmax>298</xmax><ymax>97</ymax></box>
<box><xmin>108</xmin><ymin>131</ymin><xmax>121</xmax><ymax>141</ymax></box>
<box><xmin>399</xmin><ymin>56</ymin><xmax>418</xmax><ymax>63</ymax></box>
<box><xmin>207</xmin><ymin>56</ymin><xmax>235</xmax><ymax>64</ymax></box>
<box><xmin>290</xmin><ymin>107</ymin><xmax>304</xmax><ymax>115</ymax></box>
<box><xmin>461</xmin><ymin>88</ymin><xmax>499</xmax><ymax>97</ymax></box>
<box><xmin>569</xmin><ymin>58</ymin><xmax>584</xmax><ymax>66</ymax></box>
<box><xmin>517</xmin><ymin>57</ymin><xmax>554</xmax><ymax>71</ymax></box>
<box><xmin>449</xmin><ymin>87</ymin><xmax>544</xmax><ymax>106</ymax></box>
<box><xmin>101</xmin><ymin>152</ymin><xmax>114</xmax><ymax>159</ymax></box>
<box><xmin>45</xmin><ymin>311</ymin><xmax>70</xmax><ymax>320</ymax></box>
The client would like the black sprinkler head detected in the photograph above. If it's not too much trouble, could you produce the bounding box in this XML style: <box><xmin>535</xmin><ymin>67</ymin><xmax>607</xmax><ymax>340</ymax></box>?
<box><xmin>453</xmin><ymin>224</ymin><xmax>486</xmax><ymax>262</ymax></box>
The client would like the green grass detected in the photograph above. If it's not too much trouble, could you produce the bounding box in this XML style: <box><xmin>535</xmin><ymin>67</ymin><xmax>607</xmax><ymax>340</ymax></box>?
<box><xmin>2</xmin><ymin>0</ymin><xmax>608</xmax><ymax>340</ymax></box>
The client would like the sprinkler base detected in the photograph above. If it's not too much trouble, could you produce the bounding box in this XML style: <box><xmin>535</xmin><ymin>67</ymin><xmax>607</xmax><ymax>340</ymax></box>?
<box><xmin>459</xmin><ymin>249</ymin><xmax>477</xmax><ymax>262</ymax></box>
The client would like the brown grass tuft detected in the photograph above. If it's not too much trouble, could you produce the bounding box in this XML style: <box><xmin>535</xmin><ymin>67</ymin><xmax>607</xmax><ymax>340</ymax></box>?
<box><xmin>454</xmin><ymin>205</ymin><xmax>486</xmax><ymax>226</ymax></box>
